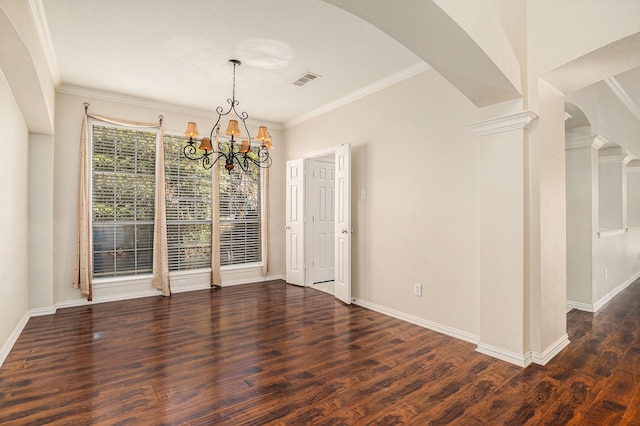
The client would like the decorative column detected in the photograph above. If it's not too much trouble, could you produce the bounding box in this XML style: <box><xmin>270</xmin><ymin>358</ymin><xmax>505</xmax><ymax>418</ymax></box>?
<box><xmin>565</xmin><ymin>134</ymin><xmax>606</xmax><ymax>311</ymax></box>
<box><xmin>469</xmin><ymin>110</ymin><xmax>538</xmax><ymax>367</ymax></box>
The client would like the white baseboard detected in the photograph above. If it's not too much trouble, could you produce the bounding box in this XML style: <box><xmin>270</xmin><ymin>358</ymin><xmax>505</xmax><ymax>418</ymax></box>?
<box><xmin>476</xmin><ymin>343</ymin><xmax>532</xmax><ymax>367</ymax></box>
<box><xmin>477</xmin><ymin>334</ymin><xmax>570</xmax><ymax>368</ymax></box>
<box><xmin>0</xmin><ymin>312</ymin><xmax>30</xmax><ymax>368</ymax></box>
<box><xmin>531</xmin><ymin>334</ymin><xmax>570</xmax><ymax>366</ymax></box>
<box><xmin>29</xmin><ymin>306</ymin><xmax>57</xmax><ymax>317</ymax></box>
<box><xmin>566</xmin><ymin>300</ymin><xmax>595</xmax><ymax>313</ymax></box>
<box><xmin>567</xmin><ymin>271</ymin><xmax>640</xmax><ymax>313</ymax></box>
<box><xmin>593</xmin><ymin>271</ymin><xmax>640</xmax><ymax>312</ymax></box>
<box><xmin>352</xmin><ymin>298</ymin><xmax>479</xmax><ymax>344</ymax></box>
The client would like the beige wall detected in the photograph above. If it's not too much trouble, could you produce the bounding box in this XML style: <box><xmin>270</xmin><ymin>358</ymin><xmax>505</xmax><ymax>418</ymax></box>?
<box><xmin>53</xmin><ymin>92</ymin><xmax>286</xmax><ymax>305</ymax></box>
<box><xmin>0</xmin><ymin>68</ymin><xmax>30</xmax><ymax>360</ymax></box>
<box><xmin>285</xmin><ymin>69</ymin><xmax>482</xmax><ymax>337</ymax></box>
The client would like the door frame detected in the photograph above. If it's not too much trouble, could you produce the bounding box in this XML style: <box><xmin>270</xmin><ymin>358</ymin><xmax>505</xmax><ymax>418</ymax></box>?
<box><xmin>285</xmin><ymin>144</ymin><xmax>351</xmax><ymax>303</ymax></box>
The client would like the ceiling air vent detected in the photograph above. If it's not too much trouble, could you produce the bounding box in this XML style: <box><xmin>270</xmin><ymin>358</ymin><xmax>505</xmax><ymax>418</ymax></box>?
<box><xmin>292</xmin><ymin>72</ymin><xmax>321</xmax><ymax>87</ymax></box>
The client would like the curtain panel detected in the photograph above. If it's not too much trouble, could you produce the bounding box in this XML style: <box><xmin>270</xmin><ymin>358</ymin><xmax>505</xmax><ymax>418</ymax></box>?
<box><xmin>211</xmin><ymin>162</ymin><xmax>222</xmax><ymax>286</ymax></box>
<box><xmin>73</xmin><ymin>104</ymin><xmax>170</xmax><ymax>299</ymax></box>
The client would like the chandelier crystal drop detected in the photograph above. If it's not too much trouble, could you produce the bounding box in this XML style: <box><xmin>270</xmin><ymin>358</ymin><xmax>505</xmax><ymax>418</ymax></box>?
<box><xmin>183</xmin><ymin>59</ymin><xmax>272</xmax><ymax>173</ymax></box>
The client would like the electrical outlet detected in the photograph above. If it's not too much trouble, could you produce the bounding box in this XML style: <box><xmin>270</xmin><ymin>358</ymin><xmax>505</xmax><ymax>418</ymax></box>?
<box><xmin>414</xmin><ymin>283</ymin><xmax>422</xmax><ymax>297</ymax></box>
<box><xmin>177</xmin><ymin>279</ymin><xmax>187</xmax><ymax>287</ymax></box>
<box><xmin>604</xmin><ymin>269</ymin><xmax>608</xmax><ymax>279</ymax></box>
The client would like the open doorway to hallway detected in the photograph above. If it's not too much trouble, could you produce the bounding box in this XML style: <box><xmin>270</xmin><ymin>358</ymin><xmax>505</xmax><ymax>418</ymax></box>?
<box><xmin>307</xmin><ymin>155</ymin><xmax>336</xmax><ymax>296</ymax></box>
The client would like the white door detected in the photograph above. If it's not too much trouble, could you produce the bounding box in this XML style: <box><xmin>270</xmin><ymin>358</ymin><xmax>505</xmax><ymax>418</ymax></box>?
<box><xmin>310</xmin><ymin>159</ymin><xmax>335</xmax><ymax>284</ymax></box>
<box><xmin>285</xmin><ymin>159</ymin><xmax>305</xmax><ymax>286</ymax></box>
<box><xmin>334</xmin><ymin>144</ymin><xmax>351</xmax><ymax>304</ymax></box>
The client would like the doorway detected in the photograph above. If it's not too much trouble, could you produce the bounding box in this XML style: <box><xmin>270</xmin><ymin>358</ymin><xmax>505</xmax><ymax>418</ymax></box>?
<box><xmin>285</xmin><ymin>144</ymin><xmax>352</xmax><ymax>304</ymax></box>
<box><xmin>308</xmin><ymin>155</ymin><xmax>336</xmax><ymax>295</ymax></box>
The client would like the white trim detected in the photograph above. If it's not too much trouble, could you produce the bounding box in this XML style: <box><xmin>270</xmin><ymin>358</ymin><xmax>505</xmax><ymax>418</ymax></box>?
<box><xmin>0</xmin><ymin>312</ymin><xmax>30</xmax><ymax>368</ymax></box>
<box><xmin>593</xmin><ymin>271</ymin><xmax>640</xmax><ymax>312</ymax></box>
<box><xmin>565</xmin><ymin>134</ymin><xmax>608</xmax><ymax>150</ymax></box>
<box><xmin>29</xmin><ymin>306</ymin><xmax>57</xmax><ymax>317</ymax></box>
<box><xmin>352</xmin><ymin>298</ymin><xmax>479</xmax><ymax>344</ymax></box>
<box><xmin>221</xmin><ymin>273</ymin><xmax>285</xmax><ymax>287</ymax></box>
<box><xmin>476</xmin><ymin>343</ymin><xmax>532</xmax><ymax>367</ymax></box>
<box><xmin>93</xmin><ymin>274</ymin><xmax>153</xmax><ymax>288</ymax></box>
<box><xmin>30</xmin><ymin>0</ymin><xmax>62</xmax><ymax>86</ymax></box>
<box><xmin>531</xmin><ymin>334</ymin><xmax>570</xmax><ymax>366</ymax></box>
<box><xmin>303</xmin><ymin>144</ymin><xmax>347</xmax><ymax>160</ymax></box>
<box><xmin>627</xmin><ymin>166</ymin><xmax>640</xmax><ymax>174</ymax></box>
<box><xmin>567</xmin><ymin>271</ymin><xmax>640</xmax><ymax>313</ymax></box>
<box><xmin>597</xmin><ymin>228</ymin><xmax>626</xmax><ymax>238</ymax></box>
<box><xmin>599</xmin><ymin>154</ymin><xmax>627</xmax><ymax>165</ymax></box>
<box><xmin>468</xmin><ymin>110</ymin><xmax>539</xmax><ymax>136</ymax></box>
<box><xmin>566</xmin><ymin>300</ymin><xmax>595</xmax><ymax>313</ymax></box>
<box><xmin>285</xmin><ymin>62</ymin><xmax>431</xmax><ymax>129</ymax></box>
<box><xmin>605</xmin><ymin>77</ymin><xmax>640</xmax><ymax>123</ymax></box>
<box><xmin>221</xmin><ymin>262</ymin><xmax>263</xmax><ymax>272</ymax></box>
<box><xmin>58</xmin><ymin>84</ymin><xmax>283</xmax><ymax>131</ymax></box>
<box><xmin>170</xmin><ymin>282</ymin><xmax>213</xmax><ymax>293</ymax></box>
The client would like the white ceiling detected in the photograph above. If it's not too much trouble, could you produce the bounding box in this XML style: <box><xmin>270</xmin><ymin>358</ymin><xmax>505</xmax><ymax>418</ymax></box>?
<box><xmin>38</xmin><ymin>0</ymin><xmax>424</xmax><ymax>126</ymax></box>
<box><xmin>36</xmin><ymin>0</ymin><xmax>640</xmax><ymax>130</ymax></box>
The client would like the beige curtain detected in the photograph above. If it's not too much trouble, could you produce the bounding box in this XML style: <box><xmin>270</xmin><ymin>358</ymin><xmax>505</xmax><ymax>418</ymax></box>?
<box><xmin>261</xmin><ymin>166</ymin><xmax>270</xmax><ymax>277</ymax></box>
<box><xmin>211</xmin><ymin>162</ymin><xmax>222</xmax><ymax>287</ymax></box>
<box><xmin>73</xmin><ymin>104</ymin><xmax>169</xmax><ymax>299</ymax></box>
<box><xmin>73</xmin><ymin>110</ymin><xmax>93</xmax><ymax>300</ymax></box>
<box><xmin>152</xmin><ymin>122</ymin><xmax>171</xmax><ymax>296</ymax></box>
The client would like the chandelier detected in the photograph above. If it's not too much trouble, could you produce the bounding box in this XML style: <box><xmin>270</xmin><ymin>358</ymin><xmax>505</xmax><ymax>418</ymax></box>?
<box><xmin>183</xmin><ymin>59</ymin><xmax>273</xmax><ymax>172</ymax></box>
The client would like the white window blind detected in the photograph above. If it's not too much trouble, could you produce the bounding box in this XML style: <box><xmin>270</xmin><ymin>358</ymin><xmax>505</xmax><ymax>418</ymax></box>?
<box><xmin>91</xmin><ymin>125</ymin><xmax>156</xmax><ymax>278</ymax></box>
<box><xmin>164</xmin><ymin>134</ymin><xmax>212</xmax><ymax>271</ymax></box>
<box><xmin>219</xmin><ymin>157</ymin><xmax>262</xmax><ymax>266</ymax></box>
<box><xmin>92</xmin><ymin>125</ymin><xmax>263</xmax><ymax>279</ymax></box>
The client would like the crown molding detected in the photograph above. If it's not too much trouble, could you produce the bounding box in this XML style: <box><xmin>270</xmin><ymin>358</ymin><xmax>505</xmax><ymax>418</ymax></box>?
<box><xmin>605</xmin><ymin>76</ymin><xmax>640</xmax><ymax>123</ymax></box>
<box><xmin>57</xmin><ymin>84</ymin><xmax>284</xmax><ymax>131</ymax></box>
<box><xmin>468</xmin><ymin>110</ymin><xmax>539</xmax><ymax>136</ymax></box>
<box><xmin>30</xmin><ymin>0</ymin><xmax>61</xmax><ymax>86</ymax></box>
<box><xmin>284</xmin><ymin>61</ymin><xmax>431</xmax><ymax>129</ymax></box>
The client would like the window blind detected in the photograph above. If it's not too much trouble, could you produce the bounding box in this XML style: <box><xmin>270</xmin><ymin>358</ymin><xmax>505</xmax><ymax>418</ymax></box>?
<box><xmin>92</xmin><ymin>125</ymin><xmax>156</xmax><ymax>277</ymax></box>
<box><xmin>164</xmin><ymin>134</ymin><xmax>212</xmax><ymax>271</ymax></box>
<box><xmin>219</xmin><ymin>158</ymin><xmax>262</xmax><ymax>266</ymax></box>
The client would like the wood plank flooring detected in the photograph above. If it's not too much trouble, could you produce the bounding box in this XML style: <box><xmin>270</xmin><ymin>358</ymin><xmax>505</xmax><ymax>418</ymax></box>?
<box><xmin>1</xmin><ymin>279</ymin><xmax>639</xmax><ymax>425</ymax></box>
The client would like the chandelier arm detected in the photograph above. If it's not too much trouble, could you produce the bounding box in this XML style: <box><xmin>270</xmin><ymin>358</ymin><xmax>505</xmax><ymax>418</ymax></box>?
<box><xmin>241</xmin><ymin>148</ymin><xmax>272</xmax><ymax>169</ymax></box>
<box><xmin>183</xmin><ymin>140</ymin><xmax>206</xmax><ymax>161</ymax></box>
<box><xmin>238</xmin><ymin>114</ymin><xmax>253</xmax><ymax>144</ymax></box>
<box><xmin>203</xmin><ymin>151</ymin><xmax>227</xmax><ymax>170</ymax></box>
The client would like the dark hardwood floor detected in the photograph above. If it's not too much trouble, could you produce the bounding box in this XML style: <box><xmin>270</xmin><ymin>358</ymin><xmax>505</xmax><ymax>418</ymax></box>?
<box><xmin>1</xmin><ymin>279</ymin><xmax>639</xmax><ymax>425</ymax></box>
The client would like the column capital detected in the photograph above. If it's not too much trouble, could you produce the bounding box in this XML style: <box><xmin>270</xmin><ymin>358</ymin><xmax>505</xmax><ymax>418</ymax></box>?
<box><xmin>565</xmin><ymin>134</ymin><xmax>609</xmax><ymax>150</ymax></box>
<box><xmin>468</xmin><ymin>110</ymin><xmax>539</xmax><ymax>136</ymax></box>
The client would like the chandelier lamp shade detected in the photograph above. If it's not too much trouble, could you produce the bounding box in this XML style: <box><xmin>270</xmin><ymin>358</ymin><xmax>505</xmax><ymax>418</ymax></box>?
<box><xmin>183</xmin><ymin>59</ymin><xmax>273</xmax><ymax>172</ymax></box>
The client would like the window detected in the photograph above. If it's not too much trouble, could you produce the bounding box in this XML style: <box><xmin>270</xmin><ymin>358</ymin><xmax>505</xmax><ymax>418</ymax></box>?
<box><xmin>91</xmin><ymin>124</ymin><xmax>263</xmax><ymax>279</ymax></box>
<box><xmin>219</xmin><ymin>159</ymin><xmax>262</xmax><ymax>266</ymax></box>
<box><xmin>164</xmin><ymin>134</ymin><xmax>212</xmax><ymax>271</ymax></box>
<box><xmin>91</xmin><ymin>124</ymin><xmax>156</xmax><ymax>278</ymax></box>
